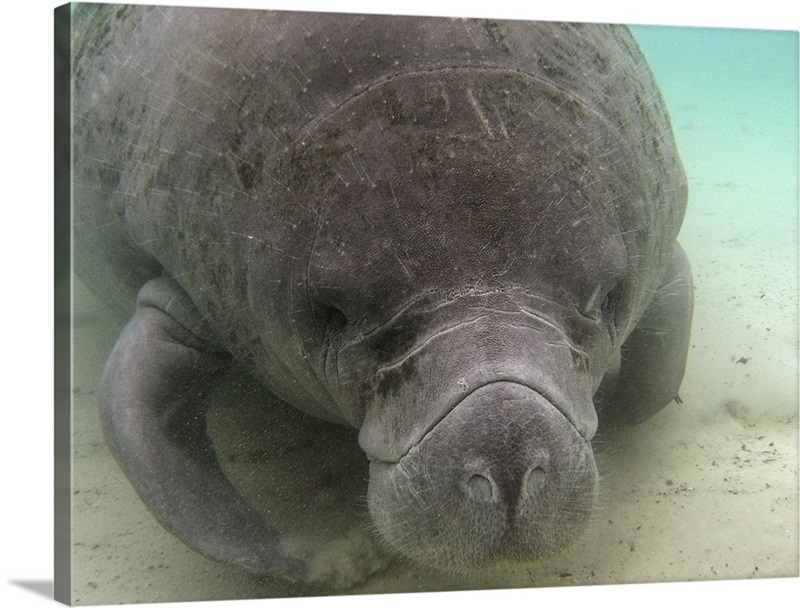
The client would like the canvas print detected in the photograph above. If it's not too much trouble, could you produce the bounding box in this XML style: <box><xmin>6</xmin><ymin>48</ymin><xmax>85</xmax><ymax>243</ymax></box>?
<box><xmin>54</xmin><ymin>2</ymin><xmax>799</xmax><ymax>605</ymax></box>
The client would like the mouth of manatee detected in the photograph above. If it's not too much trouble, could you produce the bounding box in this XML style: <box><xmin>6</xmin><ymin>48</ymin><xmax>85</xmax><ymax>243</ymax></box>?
<box><xmin>366</xmin><ymin>380</ymin><xmax>598</xmax><ymax>569</ymax></box>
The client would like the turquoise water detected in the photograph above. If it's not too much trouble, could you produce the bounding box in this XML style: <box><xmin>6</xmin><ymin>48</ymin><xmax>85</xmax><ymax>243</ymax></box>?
<box><xmin>632</xmin><ymin>25</ymin><xmax>798</xmax><ymax>215</ymax></box>
<box><xmin>67</xmin><ymin>18</ymin><xmax>799</xmax><ymax>605</ymax></box>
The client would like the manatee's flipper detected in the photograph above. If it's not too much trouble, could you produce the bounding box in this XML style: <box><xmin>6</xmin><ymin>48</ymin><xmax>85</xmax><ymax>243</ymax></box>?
<box><xmin>596</xmin><ymin>243</ymin><xmax>694</xmax><ymax>426</ymax></box>
<box><xmin>99</xmin><ymin>277</ymin><xmax>307</xmax><ymax>581</ymax></box>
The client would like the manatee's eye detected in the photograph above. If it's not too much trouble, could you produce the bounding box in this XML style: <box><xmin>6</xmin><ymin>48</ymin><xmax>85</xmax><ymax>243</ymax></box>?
<box><xmin>325</xmin><ymin>305</ymin><xmax>348</xmax><ymax>330</ymax></box>
<box><xmin>600</xmin><ymin>283</ymin><xmax>624</xmax><ymax>324</ymax></box>
<box><xmin>583</xmin><ymin>282</ymin><xmax>623</xmax><ymax>325</ymax></box>
<box><xmin>600</xmin><ymin>290</ymin><xmax>615</xmax><ymax>318</ymax></box>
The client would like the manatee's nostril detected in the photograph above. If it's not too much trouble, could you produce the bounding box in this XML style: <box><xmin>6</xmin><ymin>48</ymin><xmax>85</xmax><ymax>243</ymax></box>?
<box><xmin>466</xmin><ymin>473</ymin><xmax>495</xmax><ymax>502</ymax></box>
<box><xmin>524</xmin><ymin>465</ymin><xmax>546</xmax><ymax>497</ymax></box>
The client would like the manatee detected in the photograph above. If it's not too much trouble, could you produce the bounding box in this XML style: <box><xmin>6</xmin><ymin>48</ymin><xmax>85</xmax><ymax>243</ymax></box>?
<box><xmin>72</xmin><ymin>4</ymin><xmax>693</xmax><ymax>587</ymax></box>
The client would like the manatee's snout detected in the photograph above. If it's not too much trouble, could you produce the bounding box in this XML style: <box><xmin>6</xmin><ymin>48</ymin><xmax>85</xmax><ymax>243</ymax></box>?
<box><xmin>367</xmin><ymin>382</ymin><xmax>598</xmax><ymax>570</ymax></box>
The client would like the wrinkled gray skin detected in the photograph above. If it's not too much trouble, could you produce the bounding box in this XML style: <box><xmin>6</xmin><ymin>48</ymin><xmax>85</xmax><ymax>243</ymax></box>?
<box><xmin>73</xmin><ymin>5</ymin><xmax>693</xmax><ymax>586</ymax></box>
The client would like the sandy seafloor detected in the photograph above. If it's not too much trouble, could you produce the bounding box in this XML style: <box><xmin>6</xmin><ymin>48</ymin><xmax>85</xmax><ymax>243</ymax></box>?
<box><xmin>67</xmin><ymin>22</ymin><xmax>799</xmax><ymax>605</ymax></box>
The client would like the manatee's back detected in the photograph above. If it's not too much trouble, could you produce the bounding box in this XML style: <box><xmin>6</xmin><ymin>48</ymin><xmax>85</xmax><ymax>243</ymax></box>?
<box><xmin>72</xmin><ymin>5</ymin><xmax>685</xmax><ymax>313</ymax></box>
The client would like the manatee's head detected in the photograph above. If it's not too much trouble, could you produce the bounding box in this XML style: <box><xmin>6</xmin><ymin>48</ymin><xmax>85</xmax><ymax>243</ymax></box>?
<box><xmin>233</xmin><ymin>64</ymin><xmax>685</xmax><ymax>570</ymax></box>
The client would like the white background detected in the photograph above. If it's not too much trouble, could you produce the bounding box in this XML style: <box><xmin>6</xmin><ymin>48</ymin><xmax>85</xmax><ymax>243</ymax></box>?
<box><xmin>2</xmin><ymin>1</ymin><xmax>798</xmax><ymax>607</ymax></box>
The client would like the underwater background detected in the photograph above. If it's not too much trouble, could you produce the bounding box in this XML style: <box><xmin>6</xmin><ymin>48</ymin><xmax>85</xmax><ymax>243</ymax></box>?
<box><xmin>3</xmin><ymin>2</ymin><xmax>798</xmax><ymax>608</ymax></box>
<box><xmin>64</xmin><ymin>11</ymin><xmax>798</xmax><ymax>606</ymax></box>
